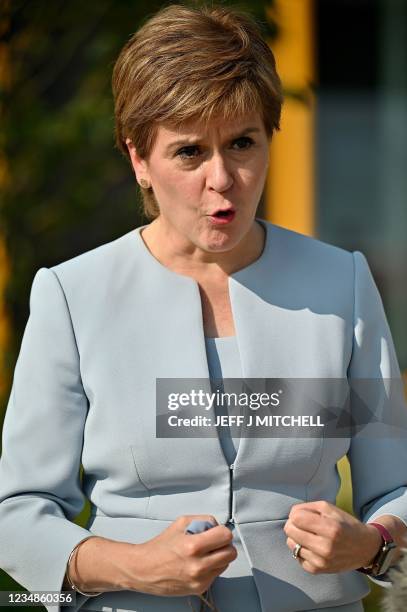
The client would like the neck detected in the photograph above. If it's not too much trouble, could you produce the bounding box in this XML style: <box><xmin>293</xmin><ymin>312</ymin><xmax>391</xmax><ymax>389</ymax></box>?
<box><xmin>140</xmin><ymin>218</ymin><xmax>266</xmax><ymax>278</ymax></box>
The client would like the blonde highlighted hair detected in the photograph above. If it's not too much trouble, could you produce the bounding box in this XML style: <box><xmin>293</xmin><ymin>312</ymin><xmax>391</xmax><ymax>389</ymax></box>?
<box><xmin>112</xmin><ymin>2</ymin><xmax>284</xmax><ymax>220</ymax></box>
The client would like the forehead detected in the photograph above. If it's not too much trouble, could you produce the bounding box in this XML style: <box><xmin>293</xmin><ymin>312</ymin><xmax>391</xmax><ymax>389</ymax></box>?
<box><xmin>156</xmin><ymin>110</ymin><xmax>264</xmax><ymax>143</ymax></box>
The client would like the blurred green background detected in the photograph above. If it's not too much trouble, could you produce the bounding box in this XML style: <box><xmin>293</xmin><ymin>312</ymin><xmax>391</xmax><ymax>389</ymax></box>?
<box><xmin>1</xmin><ymin>1</ymin><xmax>406</xmax><ymax>611</ymax></box>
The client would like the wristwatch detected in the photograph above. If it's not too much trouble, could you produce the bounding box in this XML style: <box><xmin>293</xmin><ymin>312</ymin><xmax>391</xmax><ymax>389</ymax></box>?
<box><xmin>357</xmin><ymin>522</ymin><xmax>398</xmax><ymax>577</ymax></box>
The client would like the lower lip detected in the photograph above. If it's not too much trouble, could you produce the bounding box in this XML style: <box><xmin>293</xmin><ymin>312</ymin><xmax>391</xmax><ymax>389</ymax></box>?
<box><xmin>208</xmin><ymin>211</ymin><xmax>236</xmax><ymax>225</ymax></box>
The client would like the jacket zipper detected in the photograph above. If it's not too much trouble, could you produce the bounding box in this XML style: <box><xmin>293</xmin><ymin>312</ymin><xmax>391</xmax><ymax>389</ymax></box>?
<box><xmin>227</xmin><ymin>463</ymin><xmax>235</xmax><ymax>525</ymax></box>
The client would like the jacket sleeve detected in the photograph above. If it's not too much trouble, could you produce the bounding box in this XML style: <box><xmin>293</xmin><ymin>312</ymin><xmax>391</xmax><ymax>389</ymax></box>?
<box><xmin>346</xmin><ymin>251</ymin><xmax>407</xmax><ymax>586</ymax></box>
<box><xmin>0</xmin><ymin>267</ymin><xmax>97</xmax><ymax>611</ymax></box>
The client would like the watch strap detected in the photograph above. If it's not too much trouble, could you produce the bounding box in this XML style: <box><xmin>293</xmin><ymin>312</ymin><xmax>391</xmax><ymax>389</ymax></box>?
<box><xmin>356</xmin><ymin>522</ymin><xmax>396</xmax><ymax>576</ymax></box>
<box><xmin>368</xmin><ymin>522</ymin><xmax>394</xmax><ymax>544</ymax></box>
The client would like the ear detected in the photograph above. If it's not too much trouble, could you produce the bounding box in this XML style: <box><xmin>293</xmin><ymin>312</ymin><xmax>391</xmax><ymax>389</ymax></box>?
<box><xmin>125</xmin><ymin>138</ymin><xmax>150</xmax><ymax>185</ymax></box>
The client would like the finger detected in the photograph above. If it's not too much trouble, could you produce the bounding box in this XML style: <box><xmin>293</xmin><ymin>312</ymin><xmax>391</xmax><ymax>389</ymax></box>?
<box><xmin>202</xmin><ymin>545</ymin><xmax>238</xmax><ymax>570</ymax></box>
<box><xmin>286</xmin><ymin>536</ymin><xmax>304</xmax><ymax>556</ymax></box>
<box><xmin>299</xmin><ymin>558</ymin><xmax>325</xmax><ymax>574</ymax></box>
<box><xmin>177</xmin><ymin>515</ymin><xmax>219</xmax><ymax>530</ymax></box>
<box><xmin>196</xmin><ymin>564</ymin><xmax>230</xmax><ymax>590</ymax></box>
<box><xmin>288</xmin><ymin>509</ymin><xmax>336</xmax><ymax>537</ymax></box>
<box><xmin>286</xmin><ymin>537</ymin><xmax>327</xmax><ymax>573</ymax></box>
<box><xmin>288</xmin><ymin>509</ymin><xmax>323</xmax><ymax>534</ymax></box>
<box><xmin>184</xmin><ymin>525</ymin><xmax>234</xmax><ymax>555</ymax></box>
<box><xmin>285</xmin><ymin>523</ymin><xmax>327</xmax><ymax>557</ymax></box>
<box><xmin>291</xmin><ymin>500</ymin><xmax>339</xmax><ymax>518</ymax></box>
<box><xmin>286</xmin><ymin>536</ymin><xmax>312</xmax><ymax>563</ymax></box>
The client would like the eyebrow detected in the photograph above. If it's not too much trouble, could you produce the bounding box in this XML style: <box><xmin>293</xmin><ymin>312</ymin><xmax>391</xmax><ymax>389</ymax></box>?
<box><xmin>165</xmin><ymin>127</ymin><xmax>262</xmax><ymax>154</ymax></box>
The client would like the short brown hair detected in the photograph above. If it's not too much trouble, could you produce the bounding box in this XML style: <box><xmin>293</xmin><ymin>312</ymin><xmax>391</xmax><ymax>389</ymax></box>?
<box><xmin>112</xmin><ymin>2</ymin><xmax>284</xmax><ymax>220</ymax></box>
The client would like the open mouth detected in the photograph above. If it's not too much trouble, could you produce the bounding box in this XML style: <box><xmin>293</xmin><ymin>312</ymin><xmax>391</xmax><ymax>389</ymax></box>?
<box><xmin>208</xmin><ymin>209</ymin><xmax>236</xmax><ymax>225</ymax></box>
<box><xmin>210</xmin><ymin>209</ymin><xmax>236</xmax><ymax>222</ymax></box>
<box><xmin>214</xmin><ymin>210</ymin><xmax>234</xmax><ymax>218</ymax></box>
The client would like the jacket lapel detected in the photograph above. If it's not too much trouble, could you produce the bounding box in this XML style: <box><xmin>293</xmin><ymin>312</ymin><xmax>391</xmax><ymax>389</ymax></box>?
<box><xmin>131</xmin><ymin>225</ymin><xmax>231</xmax><ymax>475</ymax></box>
<box><xmin>129</xmin><ymin>219</ymin><xmax>317</xmax><ymax>477</ymax></box>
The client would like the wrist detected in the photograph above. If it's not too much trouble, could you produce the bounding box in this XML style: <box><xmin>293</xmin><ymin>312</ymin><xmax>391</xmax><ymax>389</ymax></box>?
<box><xmin>361</xmin><ymin>523</ymin><xmax>383</xmax><ymax>568</ymax></box>
<box><xmin>67</xmin><ymin>537</ymin><xmax>105</xmax><ymax>593</ymax></box>
<box><xmin>98</xmin><ymin>539</ymin><xmax>138</xmax><ymax>591</ymax></box>
<box><xmin>114</xmin><ymin>542</ymin><xmax>148</xmax><ymax>592</ymax></box>
<box><xmin>357</xmin><ymin>522</ymin><xmax>399</xmax><ymax>576</ymax></box>
<box><xmin>70</xmin><ymin>536</ymin><xmax>132</xmax><ymax>593</ymax></box>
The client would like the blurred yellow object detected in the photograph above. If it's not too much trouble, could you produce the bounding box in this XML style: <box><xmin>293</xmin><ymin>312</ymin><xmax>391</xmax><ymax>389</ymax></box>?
<box><xmin>265</xmin><ymin>0</ymin><xmax>315</xmax><ymax>237</ymax></box>
<box><xmin>336</xmin><ymin>456</ymin><xmax>353</xmax><ymax>514</ymax></box>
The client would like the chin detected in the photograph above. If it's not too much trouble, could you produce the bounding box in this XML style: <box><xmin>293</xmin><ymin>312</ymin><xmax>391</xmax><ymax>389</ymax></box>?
<box><xmin>203</xmin><ymin>236</ymin><xmax>240</xmax><ymax>253</ymax></box>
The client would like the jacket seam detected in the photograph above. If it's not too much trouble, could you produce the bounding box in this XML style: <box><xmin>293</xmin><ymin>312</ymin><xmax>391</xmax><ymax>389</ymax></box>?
<box><xmin>129</xmin><ymin>446</ymin><xmax>151</xmax><ymax>518</ymax></box>
<box><xmin>305</xmin><ymin>435</ymin><xmax>325</xmax><ymax>502</ymax></box>
<box><xmin>88</xmin><ymin>514</ymin><xmax>289</xmax><ymax>524</ymax></box>
<box><xmin>48</xmin><ymin>268</ymin><xmax>90</xmax><ymax>401</ymax></box>
<box><xmin>48</xmin><ymin>268</ymin><xmax>81</xmax><ymax>363</ymax></box>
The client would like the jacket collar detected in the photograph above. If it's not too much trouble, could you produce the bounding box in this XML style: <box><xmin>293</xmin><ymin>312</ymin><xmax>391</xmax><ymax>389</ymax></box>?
<box><xmin>130</xmin><ymin>217</ymin><xmax>273</xmax><ymax>378</ymax></box>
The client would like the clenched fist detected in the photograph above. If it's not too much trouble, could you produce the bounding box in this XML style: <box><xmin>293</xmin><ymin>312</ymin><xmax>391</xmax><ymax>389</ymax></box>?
<box><xmin>284</xmin><ymin>501</ymin><xmax>382</xmax><ymax>574</ymax></box>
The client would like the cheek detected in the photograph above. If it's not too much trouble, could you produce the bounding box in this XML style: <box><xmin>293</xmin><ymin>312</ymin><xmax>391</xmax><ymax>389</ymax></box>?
<box><xmin>153</xmin><ymin>166</ymin><xmax>178</xmax><ymax>194</ymax></box>
<box><xmin>238</xmin><ymin>168</ymin><xmax>267</xmax><ymax>203</ymax></box>
<box><xmin>168</xmin><ymin>177</ymin><xmax>204</xmax><ymax>212</ymax></box>
<box><xmin>156</xmin><ymin>165</ymin><xmax>201</xmax><ymax>199</ymax></box>
<box><xmin>240</xmin><ymin>155</ymin><xmax>268</xmax><ymax>186</ymax></box>
<box><xmin>154</xmin><ymin>179</ymin><xmax>203</xmax><ymax>221</ymax></box>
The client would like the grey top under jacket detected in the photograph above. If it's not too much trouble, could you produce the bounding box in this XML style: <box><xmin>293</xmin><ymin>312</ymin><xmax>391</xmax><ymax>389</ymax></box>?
<box><xmin>0</xmin><ymin>218</ymin><xmax>406</xmax><ymax>612</ymax></box>
<box><xmin>205</xmin><ymin>335</ymin><xmax>241</xmax><ymax>465</ymax></box>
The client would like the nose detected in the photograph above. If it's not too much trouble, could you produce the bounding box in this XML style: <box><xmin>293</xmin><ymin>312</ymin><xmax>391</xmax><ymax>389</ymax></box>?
<box><xmin>206</xmin><ymin>151</ymin><xmax>234</xmax><ymax>193</ymax></box>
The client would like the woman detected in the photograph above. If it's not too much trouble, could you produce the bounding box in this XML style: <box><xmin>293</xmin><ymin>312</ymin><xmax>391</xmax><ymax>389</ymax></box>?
<box><xmin>0</xmin><ymin>4</ymin><xmax>407</xmax><ymax>612</ymax></box>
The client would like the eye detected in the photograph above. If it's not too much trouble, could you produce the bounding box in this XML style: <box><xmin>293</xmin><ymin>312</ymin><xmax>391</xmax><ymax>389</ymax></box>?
<box><xmin>232</xmin><ymin>136</ymin><xmax>255</xmax><ymax>150</ymax></box>
<box><xmin>176</xmin><ymin>145</ymin><xmax>200</xmax><ymax>160</ymax></box>
<box><xmin>175</xmin><ymin>136</ymin><xmax>254</xmax><ymax>160</ymax></box>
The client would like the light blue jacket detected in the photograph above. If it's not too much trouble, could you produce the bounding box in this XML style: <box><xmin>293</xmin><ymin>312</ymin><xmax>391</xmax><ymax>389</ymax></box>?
<box><xmin>1</xmin><ymin>218</ymin><xmax>406</xmax><ymax>612</ymax></box>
